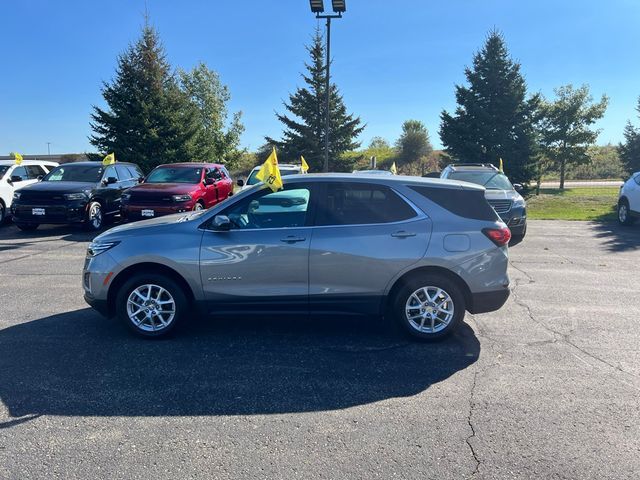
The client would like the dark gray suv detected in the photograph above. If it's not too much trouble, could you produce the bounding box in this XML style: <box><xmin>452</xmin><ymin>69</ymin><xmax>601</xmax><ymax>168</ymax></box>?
<box><xmin>440</xmin><ymin>164</ymin><xmax>527</xmax><ymax>241</ymax></box>
<box><xmin>83</xmin><ymin>174</ymin><xmax>511</xmax><ymax>340</ymax></box>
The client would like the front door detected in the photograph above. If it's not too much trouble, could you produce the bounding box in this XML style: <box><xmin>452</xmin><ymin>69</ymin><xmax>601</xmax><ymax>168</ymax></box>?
<box><xmin>199</xmin><ymin>184</ymin><xmax>316</xmax><ymax>315</ymax></box>
<box><xmin>309</xmin><ymin>182</ymin><xmax>431</xmax><ymax>316</ymax></box>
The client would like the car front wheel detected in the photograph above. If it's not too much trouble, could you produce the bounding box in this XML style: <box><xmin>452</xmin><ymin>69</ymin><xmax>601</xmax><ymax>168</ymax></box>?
<box><xmin>618</xmin><ymin>199</ymin><xmax>635</xmax><ymax>226</ymax></box>
<box><xmin>115</xmin><ymin>273</ymin><xmax>188</xmax><ymax>338</ymax></box>
<box><xmin>85</xmin><ymin>201</ymin><xmax>104</xmax><ymax>231</ymax></box>
<box><xmin>392</xmin><ymin>274</ymin><xmax>466</xmax><ymax>341</ymax></box>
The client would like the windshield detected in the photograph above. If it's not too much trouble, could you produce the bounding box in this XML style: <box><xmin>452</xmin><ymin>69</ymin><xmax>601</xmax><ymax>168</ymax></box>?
<box><xmin>145</xmin><ymin>167</ymin><xmax>203</xmax><ymax>184</ymax></box>
<box><xmin>0</xmin><ymin>166</ymin><xmax>9</xmax><ymax>179</ymax></box>
<box><xmin>448</xmin><ymin>171</ymin><xmax>514</xmax><ymax>190</ymax></box>
<box><xmin>44</xmin><ymin>164</ymin><xmax>104</xmax><ymax>183</ymax></box>
<box><xmin>247</xmin><ymin>169</ymin><xmax>299</xmax><ymax>185</ymax></box>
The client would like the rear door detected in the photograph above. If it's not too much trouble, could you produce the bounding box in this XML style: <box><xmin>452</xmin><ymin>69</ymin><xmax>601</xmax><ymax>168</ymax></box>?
<box><xmin>309</xmin><ymin>182</ymin><xmax>431</xmax><ymax>315</ymax></box>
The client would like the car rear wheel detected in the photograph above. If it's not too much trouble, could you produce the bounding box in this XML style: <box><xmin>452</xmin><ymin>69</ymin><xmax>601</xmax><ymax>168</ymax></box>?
<box><xmin>116</xmin><ymin>273</ymin><xmax>188</xmax><ymax>338</ymax></box>
<box><xmin>84</xmin><ymin>201</ymin><xmax>103</xmax><ymax>231</ymax></box>
<box><xmin>392</xmin><ymin>274</ymin><xmax>465</xmax><ymax>341</ymax></box>
<box><xmin>193</xmin><ymin>201</ymin><xmax>204</xmax><ymax>211</ymax></box>
<box><xmin>618</xmin><ymin>199</ymin><xmax>635</xmax><ymax>226</ymax></box>
<box><xmin>15</xmin><ymin>222</ymin><xmax>39</xmax><ymax>231</ymax></box>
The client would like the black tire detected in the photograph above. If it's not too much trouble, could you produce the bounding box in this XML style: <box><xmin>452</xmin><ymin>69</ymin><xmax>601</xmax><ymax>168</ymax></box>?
<box><xmin>115</xmin><ymin>273</ymin><xmax>189</xmax><ymax>338</ymax></box>
<box><xmin>84</xmin><ymin>201</ymin><xmax>104</xmax><ymax>231</ymax></box>
<box><xmin>618</xmin><ymin>199</ymin><xmax>635</xmax><ymax>226</ymax></box>
<box><xmin>15</xmin><ymin>222</ymin><xmax>39</xmax><ymax>231</ymax></box>
<box><xmin>193</xmin><ymin>201</ymin><xmax>205</xmax><ymax>211</ymax></box>
<box><xmin>0</xmin><ymin>201</ymin><xmax>5</xmax><ymax>225</ymax></box>
<box><xmin>392</xmin><ymin>274</ymin><xmax>466</xmax><ymax>342</ymax></box>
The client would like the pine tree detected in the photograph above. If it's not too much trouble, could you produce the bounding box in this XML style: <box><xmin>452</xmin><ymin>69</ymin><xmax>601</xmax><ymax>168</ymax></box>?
<box><xmin>619</xmin><ymin>97</ymin><xmax>640</xmax><ymax>175</ymax></box>
<box><xmin>439</xmin><ymin>31</ymin><xmax>540</xmax><ymax>184</ymax></box>
<box><xmin>89</xmin><ymin>25</ymin><xmax>199</xmax><ymax>173</ymax></box>
<box><xmin>395</xmin><ymin>120</ymin><xmax>433</xmax><ymax>165</ymax></box>
<box><xmin>266</xmin><ymin>29</ymin><xmax>365</xmax><ymax>171</ymax></box>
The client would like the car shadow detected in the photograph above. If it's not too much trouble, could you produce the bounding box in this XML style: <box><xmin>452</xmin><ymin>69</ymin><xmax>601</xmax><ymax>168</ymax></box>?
<box><xmin>0</xmin><ymin>222</ymin><xmax>103</xmax><ymax>243</ymax></box>
<box><xmin>0</xmin><ymin>309</ymin><xmax>480</xmax><ymax>423</ymax></box>
<box><xmin>591</xmin><ymin>221</ymin><xmax>640</xmax><ymax>252</ymax></box>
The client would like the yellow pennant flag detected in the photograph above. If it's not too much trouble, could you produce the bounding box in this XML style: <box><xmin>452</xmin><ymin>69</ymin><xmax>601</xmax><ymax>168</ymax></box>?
<box><xmin>11</xmin><ymin>152</ymin><xmax>23</xmax><ymax>165</ymax></box>
<box><xmin>102</xmin><ymin>153</ymin><xmax>116</xmax><ymax>166</ymax></box>
<box><xmin>390</xmin><ymin>161</ymin><xmax>398</xmax><ymax>175</ymax></box>
<box><xmin>300</xmin><ymin>155</ymin><xmax>310</xmax><ymax>173</ymax></box>
<box><xmin>255</xmin><ymin>147</ymin><xmax>283</xmax><ymax>192</ymax></box>
<box><xmin>499</xmin><ymin>158</ymin><xmax>504</xmax><ymax>172</ymax></box>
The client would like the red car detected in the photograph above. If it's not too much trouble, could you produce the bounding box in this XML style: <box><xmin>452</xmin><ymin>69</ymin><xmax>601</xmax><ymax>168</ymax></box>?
<box><xmin>121</xmin><ymin>163</ymin><xmax>233</xmax><ymax>221</ymax></box>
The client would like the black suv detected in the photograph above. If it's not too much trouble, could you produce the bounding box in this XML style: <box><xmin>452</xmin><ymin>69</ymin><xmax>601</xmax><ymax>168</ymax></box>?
<box><xmin>11</xmin><ymin>161</ymin><xmax>143</xmax><ymax>231</ymax></box>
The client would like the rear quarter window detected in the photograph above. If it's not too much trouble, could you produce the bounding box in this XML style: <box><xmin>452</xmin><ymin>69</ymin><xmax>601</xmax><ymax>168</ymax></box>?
<box><xmin>410</xmin><ymin>185</ymin><xmax>500</xmax><ymax>221</ymax></box>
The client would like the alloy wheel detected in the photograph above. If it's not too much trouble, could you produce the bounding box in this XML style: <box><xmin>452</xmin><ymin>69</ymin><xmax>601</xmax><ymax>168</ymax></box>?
<box><xmin>89</xmin><ymin>203</ymin><xmax>103</xmax><ymax>229</ymax></box>
<box><xmin>126</xmin><ymin>284</ymin><xmax>176</xmax><ymax>333</ymax></box>
<box><xmin>405</xmin><ymin>286</ymin><xmax>455</xmax><ymax>334</ymax></box>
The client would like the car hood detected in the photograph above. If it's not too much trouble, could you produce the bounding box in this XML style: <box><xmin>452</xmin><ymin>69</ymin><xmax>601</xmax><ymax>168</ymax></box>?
<box><xmin>95</xmin><ymin>210</ymin><xmax>207</xmax><ymax>241</ymax></box>
<box><xmin>131</xmin><ymin>183</ymin><xmax>199</xmax><ymax>194</ymax></box>
<box><xmin>19</xmin><ymin>181</ymin><xmax>95</xmax><ymax>193</ymax></box>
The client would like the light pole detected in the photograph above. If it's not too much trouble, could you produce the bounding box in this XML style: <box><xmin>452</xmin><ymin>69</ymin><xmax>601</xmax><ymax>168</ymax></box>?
<box><xmin>309</xmin><ymin>0</ymin><xmax>346</xmax><ymax>173</ymax></box>
<box><xmin>46</xmin><ymin>142</ymin><xmax>51</xmax><ymax>156</ymax></box>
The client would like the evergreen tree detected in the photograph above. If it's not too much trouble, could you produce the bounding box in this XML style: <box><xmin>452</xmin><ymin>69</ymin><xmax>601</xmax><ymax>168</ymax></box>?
<box><xmin>395</xmin><ymin>120</ymin><xmax>433</xmax><ymax>165</ymax></box>
<box><xmin>89</xmin><ymin>25</ymin><xmax>199</xmax><ymax>173</ymax></box>
<box><xmin>619</xmin><ymin>97</ymin><xmax>640</xmax><ymax>175</ymax></box>
<box><xmin>439</xmin><ymin>31</ymin><xmax>540</xmax><ymax>184</ymax></box>
<box><xmin>266</xmin><ymin>29</ymin><xmax>365</xmax><ymax>171</ymax></box>
<box><xmin>178</xmin><ymin>63</ymin><xmax>244</xmax><ymax>167</ymax></box>
<box><xmin>539</xmin><ymin>85</ymin><xmax>608</xmax><ymax>189</ymax></box>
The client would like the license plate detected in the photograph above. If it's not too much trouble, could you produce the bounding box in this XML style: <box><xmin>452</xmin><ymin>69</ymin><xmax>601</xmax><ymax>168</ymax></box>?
<box><xmin>141</xmin><ymin>209</ymin><xmax>155</xmax><ymax>217</ymax></box>
<box><xmin>32</xmin><ymin>208</ymin><xmax>45</xmax><ymax>216</ymax></box>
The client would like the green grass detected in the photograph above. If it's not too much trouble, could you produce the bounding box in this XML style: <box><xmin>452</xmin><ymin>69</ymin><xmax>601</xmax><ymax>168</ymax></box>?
<box><xmin>526</xmin><ymin>187</ymin><xmax>619</xmax><ymax>221</ymax></box>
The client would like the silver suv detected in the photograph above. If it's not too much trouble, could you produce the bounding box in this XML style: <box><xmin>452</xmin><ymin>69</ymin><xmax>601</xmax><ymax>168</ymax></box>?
<box><xmin>83</xmin><ymin>174</ymin><xmax>511</xmax><ymax>340</ymax></box>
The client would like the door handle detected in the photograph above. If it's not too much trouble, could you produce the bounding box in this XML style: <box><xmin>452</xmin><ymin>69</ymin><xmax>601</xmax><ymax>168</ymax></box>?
<box><xmin>280</xmin><ymin>235</ymin><xmax>306</xmax><ymax>243</ymax></box>
<box><xmin>391</xmin><ymin>230</ymin><xmax>416</xmax><ymax>238</ymax></box>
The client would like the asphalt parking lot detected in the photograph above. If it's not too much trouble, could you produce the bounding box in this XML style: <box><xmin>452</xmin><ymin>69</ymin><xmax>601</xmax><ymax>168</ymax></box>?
<box><xmin>0</xmin><ymin>220</ymin><xmax>639</xmax><ymax>479</ymax></box>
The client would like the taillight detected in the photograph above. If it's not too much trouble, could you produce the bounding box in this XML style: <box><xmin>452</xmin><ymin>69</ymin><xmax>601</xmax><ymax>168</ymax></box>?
<box><xmin>482</xmin><ymin>227</ymin><xmax>511</xmax><ymax>247</ymax></box>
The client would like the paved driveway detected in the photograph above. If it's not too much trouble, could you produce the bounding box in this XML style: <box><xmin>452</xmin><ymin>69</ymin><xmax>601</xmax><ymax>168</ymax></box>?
<box><xmin>0</xmin><ymin>220</ymin><xmax>638</xmax><ymax>479</ymax></box>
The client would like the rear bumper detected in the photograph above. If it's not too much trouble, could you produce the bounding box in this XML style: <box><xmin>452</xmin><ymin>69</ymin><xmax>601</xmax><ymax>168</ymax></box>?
<box><xmin>468</xmin><ymin>288</ymin><xmax>510</xmax><ymax>314</ymax></box>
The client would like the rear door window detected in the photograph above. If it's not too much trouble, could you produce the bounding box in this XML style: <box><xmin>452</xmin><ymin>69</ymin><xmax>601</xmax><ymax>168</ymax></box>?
<box><xmin>315</xmin><ymin>182</ymin><xmax>417</xmax><ymax>226</ymax></box>
<box><xmin>116</xmin><ymin>165</ymin><xmax>133</xmax><ymax>180</ymax></box>
<box><xmin>25</xmin><ymin>165</ymin><xmax>46</xmax><ymax>179</ymax></box>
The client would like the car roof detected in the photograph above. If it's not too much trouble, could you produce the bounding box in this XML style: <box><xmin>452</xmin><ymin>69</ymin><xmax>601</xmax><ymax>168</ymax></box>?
<box><xmin>0</xmin><ymin>160</ymin><xmax>59</xmax><ymax>166</ymax></box>
<box><xmin>154</xmin><ymin>162</ymin><xmax>224</xmax><ymax>168</ymax></box>
<box><xmin>276</xmin><ymin>173</ymin><xmax>485</xmax><ymax>192</ymax></box>
<box><xmin>444</xmin><ymin>163</ymin><xmax>500</xmax><ymax>172</ymax></box>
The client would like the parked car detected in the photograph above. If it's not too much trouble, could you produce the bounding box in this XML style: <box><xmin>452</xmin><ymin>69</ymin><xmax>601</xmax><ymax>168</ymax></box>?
<box><xmin>121</xmin><ymin>163</ymin><xmax>233</xmax><ymax>221</ymax></box>
<box><xmin>11</xmin><ymin>161</ymin><xmax>143</xmax><ymax>231</ymax></box>
<box><xmin>440</xmin><ymin>163</ymin><xmax>527</xmax><ymax>241</ymax></box>
<box><xmin>238</xmin><ymin>164</ymin><xmax>306</xmax><ymax>190</ymax></box>
<box><xmin>83</xmin><ymin>174</ymin><xmax>511</xmax><ymax>340</ymax></box>
<box><xmin>0</xmin><ymin>160</ymin><xmax>58</xmax><ymax>223</ymax></box>
<box><xmin>617</xmin><ymin>171</ymin><xmax>640</xmax><ymax>225</ymax></box>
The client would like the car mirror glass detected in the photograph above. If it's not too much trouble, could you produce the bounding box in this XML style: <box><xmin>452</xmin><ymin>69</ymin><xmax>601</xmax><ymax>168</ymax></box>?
<box><xmin>513</xmin><ymin>183</ymin><xmax>523</xmax><ymax>192</ymax></box>
<box><xmin>237</xmin><ymin>179</ymin><xmax>245</xmax><ymax>187</ymax></box>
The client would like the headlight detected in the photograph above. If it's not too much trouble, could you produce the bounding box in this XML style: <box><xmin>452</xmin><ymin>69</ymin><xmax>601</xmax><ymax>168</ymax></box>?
<box><xmin>512</xmin><ymin>197</ymin><xmax>526</xmax><ymax>208</ymax></box>
<box><xmin>13</xmin><ymin>192</ymin><xmax>21</xmax><ymax>200</ymax></box>
<box><xmin>87</xmin><ymin>241</ymin><xmax>120</xmax><ymax>257</ymax></box>
<box><xmin>65</xmin><ymin>192</ymin><xmax>88</xmax><ymax>201</ymax></box>
<box><xmin>172</xmin><ymin>194</ymin><xmax>192</xmax><ymax>202</ymax></box>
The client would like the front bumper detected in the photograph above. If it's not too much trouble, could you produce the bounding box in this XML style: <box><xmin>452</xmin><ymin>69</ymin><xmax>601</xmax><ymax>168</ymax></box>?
<box><xmin>12</xmin><ymin>200</ymin><xmax>88</xmax><ymax>224</ymax></box>
<box><xmin>84</xmin><ymin>292</ymin><xmax>110</xmax><ymax>317</ymax></box>
<box><xmin>468</xmin><ymin>288</ymin><xmax>510</xmax><ymax>314</ymax></box>
<box><xmin>121</xmin><ymin>203</ymin><xmax>193</xmax><ymax>221</ymax></box>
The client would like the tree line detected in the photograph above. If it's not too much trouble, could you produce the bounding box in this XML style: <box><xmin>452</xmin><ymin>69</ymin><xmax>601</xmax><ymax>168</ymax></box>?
<box><xmin>90</xmin><ymin>24</ymin><xmax>640</xmax><ymax>187</ymax></box>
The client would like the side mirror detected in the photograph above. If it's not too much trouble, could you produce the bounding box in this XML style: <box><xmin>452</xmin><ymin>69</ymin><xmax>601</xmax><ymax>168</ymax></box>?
<box><xmin>37</xmin><ymin>175</ymin><xmax>44</xmax><ymax>181</ymax></box>
<box><xmin>204</xmin><ymin>177</ymin><xmax>215</xmax><ymax>186</ymax></box>
<box><xmin>237</xmin><ymin>179</ymin><xmax>245</xmax><ymax>187</ymax></box>
<box><xmin>103</xmin><ymin>176</ymin><xmax>118</xmax><ymax>185</ymax></box>
<box><xmin>10</xmin><ymin>175</ymin><xmax>23</xmax><ymax>183</ymax></box>
<box><xmin>513</xmin><ymin>183</ymin><xmax>523</xmax><ymax>193</ymax></box>
<box><xmin>138</xmin><ymin>176</ymin><xmax>145</xmax><ymax>184</ymax></box>
<box><xmin>211</xmin><ymin>215</ymin><xmax>231</xmax><ymax>232</ymax></box>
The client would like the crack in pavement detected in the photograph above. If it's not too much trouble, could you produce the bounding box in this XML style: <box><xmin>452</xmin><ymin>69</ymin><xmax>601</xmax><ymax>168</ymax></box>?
<box><xmin>509</xmin><ymin>260</ymin><xmax>639</xmax><ymax>383</ymax></box>
<box><xmin>465</xmin><ymin>368</ymin><xmax>481</xmax><ymax>478</ymax></box>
